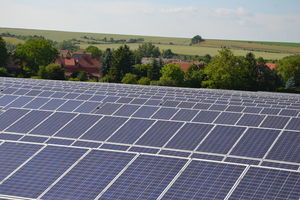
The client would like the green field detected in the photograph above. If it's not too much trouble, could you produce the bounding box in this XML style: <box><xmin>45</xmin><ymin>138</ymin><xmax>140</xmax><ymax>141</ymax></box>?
<box><xmin>1</xmin><ymin>27</ymin><xmax>299</xmax><ymax>60</ymax></box>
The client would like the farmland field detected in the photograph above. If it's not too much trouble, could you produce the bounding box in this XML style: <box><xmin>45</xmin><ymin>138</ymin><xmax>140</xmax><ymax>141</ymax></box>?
<box><xmin>1</xmin><ymin>27</ymin><xmax>299</xmax><ymax>60</ymax></box>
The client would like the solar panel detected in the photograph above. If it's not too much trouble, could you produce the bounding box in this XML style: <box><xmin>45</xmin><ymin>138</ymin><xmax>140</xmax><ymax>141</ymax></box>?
<box><xmin>41</xmin><ymin>150</ymin><xmax>135</xmax><ymax>200</ymax></box>
<box><xmin>56</xmin><ymin>100</ymin><xmax>83</xmax><ymax>112</ymax></box>
<box><xmin>55</xmin><ymin>114</ymin><xmax>102</xmax><ymax>138</ymax></box>
<box><xmin>94</xmin><ymin>103</ymin><xmax>122</xmax><ymax>115</ymax></box>
<box><xmin>266</xmin><ymin>131</ymin><xmax>300</xmax><ymax>163</ymax></box>
<box><xmin>1</xmin><ymin>77</ymin><xmax>300</xmax><ymax>199</ymax></box>
<box><xmin>132</xmin><ymin>106</ymin><xmax>159</xmax><ymax>118</ymax></box>
<box><xmin>29</xmin><ymin>112</ymin><xmax>76</xmax><ymax>136</ymax></box>
<box><xmin>0</xmin><ymin>146</ymin><xmax>87</xmax><ymax>199</ymax></box>
<box><xmin>192</xmin><ymin>110</ymin><xmax>220</xmax><ymax>123</ymax></box>
<box><xmin>72</xmin><ymin>141</ymin><xmax>102</xmax><ymax>148</ymax></box>
<box><xmin>214</xmin><ymin>112</ymin><xmax>242</xmax><ymax>125</ymax></box>
<box><xmin>286</xmin><ymin>118</ymin><xmax>300</xmax><ymax>130</ymax></box>
<box><xmin>162</xmin><ymin>161</ymin><xmax>245</xmax><ymax>200</ymax></box>
<box><xmin>197</xmin><ymin>125</ymin><xmax>246</xmax><ymax>154</ymax></box>
<box><xmin>260</xmin><ymin>115</ymin><xmax>290</xmax><ymax>129</ymax></box>
<box><xmin>229</xmin><ymin>128</ymin><xmax>280</xmax><ymax>158</ymax></box>
<box><xmin>39</xmin><ymin>99</ymin><xmax>67</xmax><ymax>111</ymax></box>
<box><xmin>5</xmin><ymin>110</ymin><xmax>52</xmax><ymax>133</ymax></box>
<box><xmin>5</xmin><ymin>96</ymin><xmax>34</xmax><ymax>109</ymax></box>
<box><xmin>100</xmin><ymin>155</ymin><xmax>187</xmax><ymax>199</ymax></box>
<box><xmin>81</xmin><ymin>116</ymin><xmax>128</xmax><ymax>141</ymax></box>
<box><xmin>236</xmin><ymin>114</ymin><xmax>266</xmax><ymax>127</ymax></box>
<box><xmin>0</xmin><ymin>142</ymin><xmax>43</xmax><ymax>181</ymax></box>
<box><xmin>0</xmin><ymin>95</ymin><xmax>18</xmax><ymax>106</ymax></box>
<box><xmin>23</xmin><ymin>97</ymin><xmax>50</xmax><ymax>109</ymax></box>
<box><xmin>165</xmin><ymin>123</ymin><xmax>213</xmax><ymax>151</ymax></box>
<box><xmin>229</xmin><ymin>167</ymin><xmax>300</xmax><ymax>199</ymax></box>
<box><xmin>261</xmin><ymin>161</ymin><xmax>299</xmax><ymax>170</ymax></box>
<box><xmin>108</xmin><ymin>118</ymin><xmax>155</xmax><ymax>144</ymax></box>
<box><xmin>0</xmin><ymin>108</ymin><xmax>30</xmax><ymax>131</ymax></box>
<box><xmin>171</xmin><ymin>109</ymin><xmax>199</xmax><ymax>121</ymax></box>
<box><xmin>135</xmin><ymin>121</ymin><xmax>184</xmax><ymax>147</ymax></box>
<box><xmin>113</xmin><ymin>104</ymin><xmax>140</xmax><ymax>117</ymax></box>
<box><xmin>73</xmin><ymin>101</ymin><xmax>101</xmax><ymax>113</ymax></box>
<box><xmin>151</xmin><ymin>107</ymin><xmax>179</xmax><ymax>120</ymax></box>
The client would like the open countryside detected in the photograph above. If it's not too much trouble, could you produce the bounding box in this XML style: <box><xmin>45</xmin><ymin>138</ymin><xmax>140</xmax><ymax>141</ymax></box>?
<box><xmin>0</xmin><ymin>27</ymin><xmax>298</xmax><ymax>60</ymax></box>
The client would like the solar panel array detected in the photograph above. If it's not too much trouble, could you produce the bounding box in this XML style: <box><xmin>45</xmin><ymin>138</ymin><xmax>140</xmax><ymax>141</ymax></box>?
<box><xmin>0</xmin><ymin>77</ymin><xmax>300</xmax><ymax>200</ymax></box>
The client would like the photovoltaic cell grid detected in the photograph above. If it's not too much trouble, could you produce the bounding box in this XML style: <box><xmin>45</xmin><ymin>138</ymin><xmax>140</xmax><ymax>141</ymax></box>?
<box><xmin>0</xmin><ymin>77</ymin><xmax>300</xmax><ymax>199</ymax></box>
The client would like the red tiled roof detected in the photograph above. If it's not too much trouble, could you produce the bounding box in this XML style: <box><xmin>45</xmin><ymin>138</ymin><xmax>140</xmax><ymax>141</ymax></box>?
<box><xmin>55</xmin><ymin>57</ymin><xmax>101</xmax><ymax>78</ymax></box>
<box><xmin>265</xmin><ymin>63</ymin><xmax>276</xmax><ymax>70</ymax></box>
<box><xmin>172</xmin><ymin>62</ymin><xmax>194</xmax><ymax>72</ymax></box>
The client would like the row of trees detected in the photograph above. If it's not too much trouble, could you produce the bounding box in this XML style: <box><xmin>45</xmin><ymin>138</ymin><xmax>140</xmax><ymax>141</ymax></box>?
<box><xmin>1</xmin><ymin>36</ymin><xmax>300</xmax><ymax>92</ymax></box>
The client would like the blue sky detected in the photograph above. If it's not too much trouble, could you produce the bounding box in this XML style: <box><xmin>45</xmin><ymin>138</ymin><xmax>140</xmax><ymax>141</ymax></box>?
<box><xmin>1</xmin><ymin>0</ymin><xmax>300</xmax><ymax>42</ymax></box>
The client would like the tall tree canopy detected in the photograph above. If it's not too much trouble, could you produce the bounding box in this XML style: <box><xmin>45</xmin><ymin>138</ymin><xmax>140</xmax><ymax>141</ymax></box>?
<box><xmin>159</xmin><ymin>63</ymin><xmax>184</xmax><ymax>86</ymax></box>
<box><xmin>0</xmin><ymin>36</ymin><xmax>9</xmax><ymax>67</ymax></box>
<box><xmin>101</xmin><ymin>48</ymin><xmax>113</xmax><ymax>76</ymax></box>
<box><xmin>191</xmin><ymin>35</ymin><xmax>204</xmax><ymax>45</ymax></box>
<box><xmin>276</xmin><ymin>55</ymin><xmax>300</xmax><ymax>86</ymax></box>
<box><xmin>86</xmin><ymin>46</ymin><xmax>102</xmax><ymax>58</ymax></box>
<box><xmin>136</xmin><ymin>43</ymin><xmax>160</xmax><ymax>58</ymax></box>
<box><xmin>15</xmin><ymin>38</ymin><xmax>58</xmax><ymax>72</ymax></box>
<box><xmin>109</xmin><ymin>45</ymin><xmax>134</xmax><ymax>82</ymax></box>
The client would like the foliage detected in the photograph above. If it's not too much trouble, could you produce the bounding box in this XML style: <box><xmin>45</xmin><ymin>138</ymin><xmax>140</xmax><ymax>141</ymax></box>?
<box><xmin>136</xmin><ymin>43</ymin><xmax>160</xmax><ymax>58</ymax></box>
<box><xmin>191</xmin><ymin>35</ymin><xmax>204</xmax><ymax>45</ymax></box>
<box><xmin>133</xmin><ymin>63</ymin><xmax>152</xmax><ymax>78</ymax></box>
<box><xmin>276</xmin><ymin>55</ymin><xmax>300</xmax><ymax>86</ymax></box>
<box><xmin>159</xmin><ymin>64</ymin><xmax>184</xmax><ymax>86</ymax></box>
<box><xmin>0</xmin><ymin>36</ymin><xmax>9</xmax><ymax>67</ymax></box>
<box><xmin>121</xmin><ymin>73</ymin><xmax>137</xmax><ymax>84</ymax></box>
<box><xmin>0</xmin><ymin>67</ymin><xmax>11</xmax><ymax>77</ymax></box>
<box><xmin>38</xmin><ymin>64</ymin><xmax>65</xmax><ymax>80</ymax></box>
<box><xmin>101</xmin><ymin>48</ymin><xmax>113</xmax><ymax>76</ymax></box>
<box><xmin>184</xmin><ymin>64</ymin><xmax>205</xmax><ymax>88</ymax></box>
<box><xmin>5</xmin><ymin>41</ymin><xmax>16</xmax><ymax>52</ymax></box>
<box><xmin>100</xmin><ymin>74</ymin><xmax>115</xmax><ymax>83</ymax></box>
<box><xmin>77</xmin><ymin>71</ymin><xmax>88</xmax><ymax>81</ymax></box>
<box><xmin>137</xmin><ymin>77</ymin><xmax>151</xmax><ymax>85</ymax></box>
<box><xmin>15</xmin><ymin>38</ymin><xmax>58</xmax><ymax>72</ymax></box>
<box><xmin>86</xmin><ymin>45</ymin><xmax>102</xmax><ymax>58</ymax></box>
<box><xmin>109</xmin><ymin>45</ymin><xmax>134</xmax><ymax>82</ymax></box>
<box><xmin>57</xmin><ymin>40</ymin><xmax>79</xmax><ymax>51</ymax></box>
<box><xmin>285</xmin><ymin>77</ymin><xmax>296</xmax><ymax>89</ymax></box>
<box><xmin>162</xmin><ymin>49</ymin><xmax>175</xmax><ymax>58</ymax></box>
<box><xmin>202</xmin><ymin>49</ymin><xmax>246</xmax><ymax>89</ymax></box>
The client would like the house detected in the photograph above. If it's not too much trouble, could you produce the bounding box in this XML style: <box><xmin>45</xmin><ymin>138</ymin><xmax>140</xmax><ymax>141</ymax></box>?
<box><xmin>55</xmin><ymin>50</ymin><xmax>101</xmax><ymax>79</ymax></box>
<box><xmin>265</xmin><ymin>63</ymin><xmax>276</xmax><ymax>70</ymax></box>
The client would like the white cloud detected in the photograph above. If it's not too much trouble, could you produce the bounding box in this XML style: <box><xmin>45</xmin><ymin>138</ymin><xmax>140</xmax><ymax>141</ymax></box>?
<box><xmin>214</xmin><ymin>7</ymin><xmax>247</xmax><ymax>16</ymax></box>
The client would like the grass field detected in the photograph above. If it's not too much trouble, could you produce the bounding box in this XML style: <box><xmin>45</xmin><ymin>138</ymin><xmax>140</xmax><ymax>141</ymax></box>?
<box><xmin>1</xmin><ymin>27</ymin><xmax>299</xmax><ymax>60</ymax></box>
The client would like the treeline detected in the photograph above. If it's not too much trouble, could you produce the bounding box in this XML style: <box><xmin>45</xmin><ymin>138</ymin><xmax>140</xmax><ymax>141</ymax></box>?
<box><xmin>81</xmin><ymin>36</ymin><xmax>145</xmax><ymax>44</ymax></box>
<box><xmin>0</xmin><ymin>36</ymin><xmax>300</xmax><ymax>93</ymax></box>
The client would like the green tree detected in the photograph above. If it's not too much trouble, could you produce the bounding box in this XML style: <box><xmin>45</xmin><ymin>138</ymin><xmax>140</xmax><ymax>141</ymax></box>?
<box><xmin>101</xmin><ymin>48</ymin><xmax>113</xmax><ymax>76</ymax></box>
<box><xmin>39</xmin><ymin>64</ymin><xmax>65</xmax><ymax>80</ymax></box>
<box><xmin>121</xmin><ymin>73</ymin><xmax>137</xmax><ymax>84</ymax></box>
<box><xmin>162</xmin><ymin>49</ymin><xmax>175</xmax><ymax>58</ymax></box>
<box><xmin>109</xmin><ymin>45</ymin><xmax>134</xmax><ymax>82</ymax></box>
<box><xmin>137</xmin><ymin>77</ymin><xmax>151</xmax><ymax>85</ymax></box>
<box><xmin>159</xmin><ymin>64</ymin><xmax>184</xmax><ymax>86</ymax></box>
<box><xmin>202</xmin><ymin>49</ymin><xmax>246</xmax><ymax>90</ymax></box>
<box><xmin>285</xmin><ymin>77</ymin><xmax>296</xmax><ymax>89</ymax></box>
<box><xmin>77</xmin><ymin>71</ymin><xmax>88</xmax><ymax>81</ymax></box>
<box><xmin>0</xmin><ymin>67</ymin><xmax>11</xmax><ymax>77</ymax></box>
<box><xmin>276</xmin><ymin>55</ymin><xmax>300</xmax><ymax>86</ymax></box>
<box><xmin>136</xmin><ymin>43</ymin><xmax>160</xmax><ymax>58</ymax></box>
<box><xmin>57</xmin><ymin>40</ymin><xmax>79</xmax><ymax>51</ymax></box>
<box><xmin>86</xmin><ymin>46</ymin><xmax>102</xmax><ymax>58</ymax></box>
<box><xmin>184</xmin><ymin>64</ymin><xmax>205</xmax><ymax>88</ymax></box>
<box><xmin>0</xmin><ymin>36</ymin><xmax>9</xmax><ymax>67</ymax></box>
<box><xmin>191</xmin><ymin>35</ymin><xmax>204</xmax><ymax>45</ymax></box>
<box><xmin>15</xmin><ymin>38</ymin><xmax>58</xmax><ymax>72</ymax></box>
<box><xmin>133</xmin><ymin>63</ymin><xmax>152</xmax><ymax>78</ymax></box>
